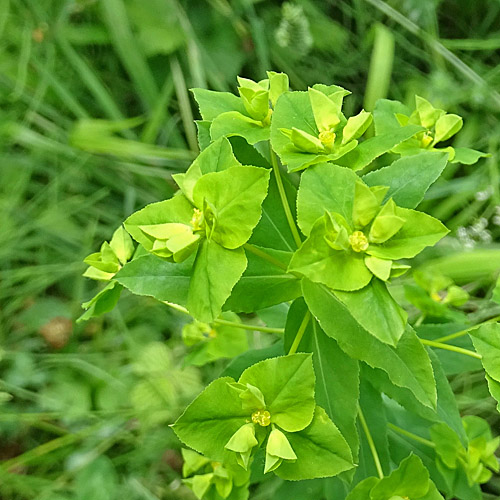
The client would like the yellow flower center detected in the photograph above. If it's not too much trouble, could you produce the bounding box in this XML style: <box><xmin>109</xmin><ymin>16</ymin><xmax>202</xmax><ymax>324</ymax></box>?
<box><xmin>421</xmin><ymin>131</ymin><xmax>433</xmax><ymax>148</ymax></box>
<box><xmin>251</xmin><ymin>409</ymin><xmax>271</xmax><ymax>427</ymax></box>
<box><xmin>190</xmin><ymin>208</ymin><xmax>204</xmax><ymax>231</ymax></box>
<box><xmin>318</xmin><ymin>130</ymin><xmax>336</xmax><ymax>148</ymax></box>
<box><xmin>349</xmin><ymin>231</ymin><xmax>369</xmax><ymax>252</ymax></box>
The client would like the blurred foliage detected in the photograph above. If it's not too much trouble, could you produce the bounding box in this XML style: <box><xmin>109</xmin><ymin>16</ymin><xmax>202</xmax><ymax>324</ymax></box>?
<box><xmin>0</xmin><ymin>0</ymin><xmax>499</xmax><ymax>498</ymax></box>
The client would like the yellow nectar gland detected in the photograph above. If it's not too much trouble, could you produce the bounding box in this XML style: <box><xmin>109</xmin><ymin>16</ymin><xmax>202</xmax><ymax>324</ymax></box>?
<box><xmin>190</xmin><ymin>208</ymin><xmax>204</xmax><ymax>231</ymax></box>
<box><xmin>349</xmin><ymin>231</ymin><xmax>369</xmax><ymax>252</ymax></box>
<box><xmin>430</xmin><ymin>291</ymin><xmax>442</xmax><ymax>302</ymax></box>
<box><xmin>251</xmin><ymin>409</ymin><xmax>271</xmax><ymax>427</ymax></box>
<box><xmin>318</xmin><ymin>130</ymin><xmax>336</xmax><ymax>149</ymax></box>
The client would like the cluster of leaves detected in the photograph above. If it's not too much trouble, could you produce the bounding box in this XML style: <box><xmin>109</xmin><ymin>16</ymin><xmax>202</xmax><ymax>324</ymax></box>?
<box><xmin>80</xmin><ymin>73</ymin><xmax>499</xmax><ymax>499</ymax></box>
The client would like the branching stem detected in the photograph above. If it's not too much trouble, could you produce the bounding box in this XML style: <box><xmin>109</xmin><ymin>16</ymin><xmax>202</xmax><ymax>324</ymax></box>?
<box><xmin>419</xmin><ymin>338</ymin><xmax>482</xmax><ymax>359</ymax></box>
<box><xmin>387</xmin><ymin>422</ymin><xmax>435</xmax><ymax>448</ymax></box>
<box><xmin>163</xmin><ymin>301</ymin><xmax>284</xmax><ymax>334</ymax></box>
<box><xmin>434</xmin><ymin>315</ymin><xmax>500</xmax><ymax>343</ymax></box>
<box><xmin>243</xmin><ymin>243</ymin><xmax>288</xmax><ymax>271</ymax></box>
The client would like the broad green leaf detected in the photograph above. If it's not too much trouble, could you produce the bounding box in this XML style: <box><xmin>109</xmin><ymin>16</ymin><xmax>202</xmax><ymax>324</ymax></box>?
<box><xmin>173</xmin><ymin>137</ymin><xmax>241</xmax><ymax>202</ymax></box>
<box><xmin>172</xmin><ymin>377</ymin><xmax>249</xmax><ymax>460</ymax></box>
<box><xmin>469</xmin><ymin>323</ymin><xmax>500</xmax><ymax>382</ymax></box>
<box><xmin>368</xmin><ymin>349</ymin><xmax>467</xmax><ymax>443</ymax></box>
<box><xmin>363</xmin><ymin>152</ymin><xmax>448</xmax><ymax>209</ymax></box>
<box><xmin>211</xmin><ymin>111</ymin><xmax>270</xmax><ymax>145</ymax></box>
<box><xmin>191</xmin><ymin>89</ymin><xmax>246</xmax><ymax>121</ymax></box>
<box><xmin>238</xmin><ymin>353</ymin><xmax>315</xmax><ymax>432</ymax></box>
<box><xmin>275</xmin><ymin>406</ymin><xmax>354</xmax><ymax>480</ymax></box>
<box><xmin>297</xmin><ymin>163</ymin><xmax>358</xmax><ymax>236</ymax></box>
<box><xmin>370</xmin><ymin>454</ymin><xmax>434</xmax><ymax>500</ymax></box>
<box><xmin>78</xmin><ymin>281</ymin><xmax>123</xmax><ymax>321</ymax></box>
<box><xmin>485</xmin><ymin>375</ymin><xmax>500</xmax><ymax>412</ymax></box>
<box><xmin>451</xmin><ymin>147</ymin><xmax>489</xmax><ymax>165</ymax></box>
<box><xmin>367</xmin><ymin>207</ymin><xmax>448</xmax><ymax>260</ymax></box>
<box><xmin>196</xmin><ymin>120</ymin><xmax>212</xmax><ymax>151</ymax></box>
<box><xmin>284</xmin><ymin>298</ymin><xmax>360</xmax><ymax>460</ymax></box>
<box><xmin>187</xmin><ymin>240</ymin><xmax>247</xmax><ymax>322</ymax></box>
<box><xmin>289</xmin><ymin>215</ymin><xmax>372</xmax><ymax>292</ymax></box>
<box><xmin>114</xmin><ymin>253</ymin><xmax>192</xmax><ymax>306</ymax></box>
<box><xmin>224</xmin><ymin>247</ymin><xmax>300</xmax><ymax>313</ymax></box>
<box><xmin>221</xmin><ymin>343</ymin><xmax>285</xmax><ymax>381</ymax></box>
<box><xmin>193</xmin><ymin>166</ymin><xmax>270</xmax><ymax>249</ymax></box>
<box><xmin>124</xmin><ymin>194</ymin><xmax>194</xmax><ymax>252</ymax></box>
<box><xmin>303</xmin><ymin>280</ymin><xmax>437</xmax><ymax>408</ymax></box>
<box><xmin>334</xmin><ymin>280</ymin><xmax>407</xmax><ymax>346</ymax></box>
<box><xmin>434</xmin><ymin>114</ymin><xmax>462</xmax><ymax>143</ymax></box>
<box><xmin>250</xmin><ymin>172</ymin><xmax>297</xmax><ymax>251</ymax></box>
<box><xmin>336</xmin><ymin>124</ymin><xmax>424</xmax><ymax>171</ymax></box>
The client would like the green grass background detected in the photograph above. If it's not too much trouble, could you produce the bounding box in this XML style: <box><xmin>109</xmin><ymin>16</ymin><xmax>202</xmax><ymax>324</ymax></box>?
<box><xmin>0</xmin><ymin>0</ymin><xmax>499</xmax><ymax>498</ymax></box>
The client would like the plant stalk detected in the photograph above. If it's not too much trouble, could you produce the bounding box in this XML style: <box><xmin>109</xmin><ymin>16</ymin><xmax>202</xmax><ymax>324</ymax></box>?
<box><xmin>243</xmin><ymin>243</ymin><xmax>288</xmax><ymax>271</ymax></box>
<box><xmin>419</xmin><ymin>338</ymin><xmax>482</xmax><ymax>359</ymax></box>
<box><xmin>269</xmin><ymin>143</ymin><xmax>302</xmax><ymax>248</ymax></box>
<box><xmin>163</xmin><ymin>301</ymin><xmax>284</xmax><ymax>334</ymax></box>
<box><xmin>358</xmin><ymin>408</ymin><xmax>384</xmax><ymax>479</ymax></box>
<box><xmin>434</xmin><ymin>315</ymin><xmax>500</xmax><ymax>343</ymax></box>
<box><xmin>288</xmin><ymin>311</ymin><xmax>311</xmax><ymax>355</ymax></box>
<box><xmin>387</xmin><ymin>422</ymin><xmax>436</xmax><ymax>448</ymax></box>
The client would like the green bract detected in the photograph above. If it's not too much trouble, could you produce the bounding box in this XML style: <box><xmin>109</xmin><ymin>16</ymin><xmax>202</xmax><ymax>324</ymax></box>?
<box><xmin>172</xmin><ymin>354</ymin><xmax>353</xmax><ymax>479</ymax></box>
<box><xmin>346</xmin><ymin>455</ymin><xmax>444</xmax><ymax>500</ymax></box>
<box><xmin>79</xmin><ymin>72</ymin><xmax>496</xmax><ymax>500</ymax></box>
<box><xmin>290</xmin><ymin>163</ymin><xmax>448</xmax><ymax>292</ymax></box>
<box><xmin>181</xmin><ymin>448</ymin><xmax>250</xmax><ymax>500</ymax></box>
<box><xmin>192</xmin><ymin>72</ymin><xmax>289</xmax><ymax>146</ymax></box>
<box><xmin>431</xmin><ymin>416</ymin><xmax>500</xmax><ymax>489</ymax></box>
<box><xmin>83</xmin><ymin>226</ymin><xmax>135</xmax><ymax>281</ymax></box>
<box><xmin>123</xmin><ymin>138</ymin><xmax>270</xmax><ymax>321</ymax></box>
<box><xmin>374</xmin><ymin>97</ymin><xmax>489</xmax><ymax>165</ymax></box>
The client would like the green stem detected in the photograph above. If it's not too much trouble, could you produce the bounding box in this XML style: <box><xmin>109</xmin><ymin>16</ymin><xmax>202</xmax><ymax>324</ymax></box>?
<box><xmin>215</xmin><ymin>318</ymin><xmax>284</xmax><ymax>335</ymax></box>
<box><xmin>288</xmin><ymin>311</ymin><xmax>311</xmax><ymax>355</ymax></box>
<box><xmin>434</xmin><ymin>315</ymin><xmax>500</xmax><ymax>343</ymax></box>
<box><xmin>269</xmin><ymin>143</ymin><xmax>302</xmax><ymax>248</ymax></box>
<box><xmin>243</xmin><ymin>243</ymin><xmax>288</xmax><ymax>271</ymax></box>
<box><xmin>358</xmin><ymin>408</ymin><xmax>384</xmax><ymax>479</ymax></box>
<box><xmin>163</xmin><ymin>301</ymin><xmax>284</xmax><ymax>334</ymax></box>
<box><xmin>387</xmin><ymin>423</ymin><xmax>435</xmax><ymax>448</ymax></box>
<box><xmin>419</xmin><ymin>338</ymin><xmax>482</xmax><ymax>359</ymax></box>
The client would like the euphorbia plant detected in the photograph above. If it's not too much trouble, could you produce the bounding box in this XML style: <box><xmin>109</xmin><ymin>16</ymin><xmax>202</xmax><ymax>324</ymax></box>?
<box><xmin>80</xmin><ymin>72</ymin><xmax>499</xmax><ymax>500</ymax></box>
